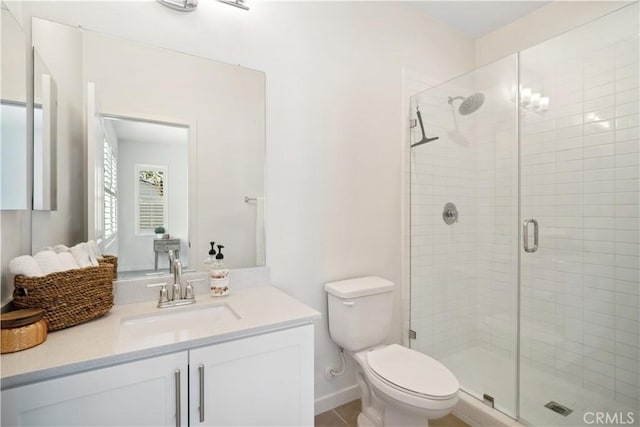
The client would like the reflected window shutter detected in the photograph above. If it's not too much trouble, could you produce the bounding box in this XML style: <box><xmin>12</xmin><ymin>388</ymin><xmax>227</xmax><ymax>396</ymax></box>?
<box><xmin>103</xmin><ymin>139</ymin><xmax>118</xmax><ymax>239</ymax></box>
<box><xmin>136</xmin><ymin>168</ymin><xmax>166</xmax><ymax>233</ymax></box>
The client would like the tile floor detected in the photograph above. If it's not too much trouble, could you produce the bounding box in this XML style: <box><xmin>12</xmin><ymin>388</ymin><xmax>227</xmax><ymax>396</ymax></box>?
<box><xmin>315</xmin><ymin>399</ymin><xmax>470</xmax><ymax>427</ymax></box>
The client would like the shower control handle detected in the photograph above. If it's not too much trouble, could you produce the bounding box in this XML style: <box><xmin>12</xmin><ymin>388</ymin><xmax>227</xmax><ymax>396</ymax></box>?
<box><xmin>442</xmin><ymin>202</ymin><xmax>458</xmax><ymax>225</ymax></box>
<box><xmin>523</xmin><ymin>218</ymin><xmax>539</xmax><ymax>253</ymax></box>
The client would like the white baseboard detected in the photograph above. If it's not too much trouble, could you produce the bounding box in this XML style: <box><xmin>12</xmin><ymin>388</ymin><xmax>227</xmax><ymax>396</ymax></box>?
<box><xmin>315</xmin><ymin>384</ymin><xmax>360</xmax><ymax>415</ymax></box>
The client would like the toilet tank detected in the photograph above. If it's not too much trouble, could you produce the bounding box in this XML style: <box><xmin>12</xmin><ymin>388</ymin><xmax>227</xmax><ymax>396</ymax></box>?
<box><xmin>324</xmin><ymin>277</ymin><xmax>394</xmax><ymax>352</ymax></box>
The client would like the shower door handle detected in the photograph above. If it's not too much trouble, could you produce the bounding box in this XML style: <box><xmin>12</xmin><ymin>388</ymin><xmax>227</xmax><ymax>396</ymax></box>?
<box><xmin>523</xmin><ymin>218</ymin><xmax>539</xmax><ymax>253</ymax></box>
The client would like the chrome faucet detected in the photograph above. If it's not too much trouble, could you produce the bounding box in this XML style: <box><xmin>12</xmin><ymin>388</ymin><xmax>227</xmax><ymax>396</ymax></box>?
<box><xmin>171</xmin><ymin>258</ymin><xmax>182</xmax><ymax>300</ymax></box>
<box><xmin>168</xmin><ymin>249</ymin><xmax>176</xmax><ymax>274</ymax></box>
<box><xmin>147</xmin><ymin>251</ymin><xmax>198</xmax><ymax>308</ymax></box>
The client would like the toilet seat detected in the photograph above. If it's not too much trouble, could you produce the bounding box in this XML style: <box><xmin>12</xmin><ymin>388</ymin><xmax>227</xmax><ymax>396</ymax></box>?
<box><xmin>367</xmin><ymin>344</ymin><xmax>459</xmax><ymax>400</ymax></box>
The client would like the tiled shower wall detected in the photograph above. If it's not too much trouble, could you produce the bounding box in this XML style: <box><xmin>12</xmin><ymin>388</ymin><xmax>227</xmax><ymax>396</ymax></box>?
<box><xmin>520</xmin><ymin>34</ymin><xmax>639</xmax><ymax>410</ymax></box>
<box><xmin>409</xmin><ymin>24</ymin><xmax>638</xmax><ymax>415</ymax></box>
<box><xmin>409</xmin><ymin>57</ymin><xmax>518</xmax><ymax>361</ymax></box>
<box><xmin>409</xmin><ymin>78</ymin><xmax>479</xmax><ymax>359</ymax></box>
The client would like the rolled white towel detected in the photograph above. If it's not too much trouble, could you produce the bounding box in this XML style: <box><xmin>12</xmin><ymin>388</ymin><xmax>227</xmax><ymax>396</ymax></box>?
<box><xmin>9</xmin><ymin>256</ymin><xmax>44</xmax><ymax>277</ymax></box>
<box><xmin>34</xmin><ymin>250</ymin><xmax>65</xmax><ymax>275</ymax></box>
<box><xmin>85</xmin><ymin>242</ymin><xmax>100</xmax><ymax>265</ymax></box>
<box><xmin>70</xmin><ymin>243</ymin><xmax>92</xmax><ymax>268</ymax></box>
<box><xmin>85</xmin><ymin>244</ymin><xmax>99</xmax><ymax>266</ymax></box>
<box><xmin>53</xmin><ymin>244</ymin><xmax>70</xmax><ymax>253</ymax></box>
<box><xmin>58</xmin><ymin>252</ymin><xmax>80</xmax><ymax>271</ymax></box>
<box><xmin>87</xmin><ymin>240</ymin><xmax>103</xmax><ymax>260</ymax></box>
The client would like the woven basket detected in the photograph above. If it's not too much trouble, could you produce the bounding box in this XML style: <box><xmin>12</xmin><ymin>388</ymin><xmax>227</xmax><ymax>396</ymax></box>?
<box><xmin>100</xmin><ymin>255</ymin><xmax>118</xmax><ymax>279</ymax></box>
<box><xmin>13</xmin><ymin>263</ymin><xmax>114</xmax><ymax>331</ymax></box>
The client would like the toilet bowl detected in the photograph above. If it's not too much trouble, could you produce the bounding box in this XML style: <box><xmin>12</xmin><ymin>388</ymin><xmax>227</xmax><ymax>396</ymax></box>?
<box><xmin>351</xmin><ymin>344</ymin><xmax>459</xmax><ymax>427</ymax></box>
<box><xmin>325</xmin><ymin>277</ymin><xmax>460</xmax><ymax>427</ymax></box>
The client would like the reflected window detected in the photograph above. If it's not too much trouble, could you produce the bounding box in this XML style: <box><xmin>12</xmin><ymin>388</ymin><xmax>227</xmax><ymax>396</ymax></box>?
<box><xmin>136</xmin><ymin>165</ymin><xmax>167</xmax><ymax>235</ymax></box>
<box><xmin>103</xmin><ymin>137</ymin><xmax>118</xmax><ymax>240</ymax></box>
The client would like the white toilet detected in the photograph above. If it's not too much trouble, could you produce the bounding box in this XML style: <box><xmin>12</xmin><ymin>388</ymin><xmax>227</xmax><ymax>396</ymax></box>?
<box><xmin>325</xmin><ymin>276</ymin><xmax>459</xmax><ymax>427</ymax></box>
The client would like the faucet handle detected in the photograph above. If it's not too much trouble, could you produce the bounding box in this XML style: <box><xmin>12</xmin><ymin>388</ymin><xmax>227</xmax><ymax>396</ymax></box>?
<box><xmin>146</xmin><ymin>282</ymin><xmax>169</xmax><ymax>288</ymax></box>
<box><xmin>184</xmin><ymin>279</ymin><xmax>204</xmax><ymax>300</ymax></box>
<box><xmin>147</xmin><ymin>282</ymin><xmax>170</xmax><ymax>306</ymax></box>
<box><xmin>172</xmin><ymin>282</ymin><xmax>182</xmax><ymax>301</ymax></box>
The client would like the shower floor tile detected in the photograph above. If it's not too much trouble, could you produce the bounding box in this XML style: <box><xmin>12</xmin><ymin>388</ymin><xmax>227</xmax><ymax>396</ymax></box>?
<box><xmin>441</xmin><ymin>346</ymin><xmax>639</xmax><ymax>427</ymax></box>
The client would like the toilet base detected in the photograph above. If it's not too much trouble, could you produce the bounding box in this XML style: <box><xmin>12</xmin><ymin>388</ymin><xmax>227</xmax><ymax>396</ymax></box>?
<box><xmin>357</xmin><ymin>412</ymin><xmax>376</xmax><ymax>427</ymax></box>
<box><xmin>384</xmin><ymin>404</ymin><xmax>430</xmax><ymax>427</ymax></box>
<box><xmin>357</xmin><ymin>408</ymin><xmax>430</xmax><ymax>427</ymax></box>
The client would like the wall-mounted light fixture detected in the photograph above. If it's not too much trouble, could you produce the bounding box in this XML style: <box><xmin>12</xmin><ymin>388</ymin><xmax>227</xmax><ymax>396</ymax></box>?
<box><xmin>519</xmin><ymin>86</ymin><xmax>549</xmax><ymax>114</ymax></box>
<box><xmin>157</xmin><ymin>0</ymin><xmax>198</xmax><ymax>12</ymax></box>
<box><xmin>157</xmin><ymin>0</ymin><xmax>249</xmax><ymax>12</ymax></box>
<box><xmin>218</xmin><ymin>0</ymin><xmax>249</xmax><ymax>10</ymax></box>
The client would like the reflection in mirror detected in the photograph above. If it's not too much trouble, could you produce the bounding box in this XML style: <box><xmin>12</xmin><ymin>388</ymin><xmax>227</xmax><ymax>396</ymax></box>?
<box><xmin>98</xmin><ymin>117</ymin><xmax>189</xmax><ymax>278</ymax></box>
<box><xmin>31</xmin><ymin>18</ymin><xmax>265</xmax><ymax>278</ymax></box>
<box><xmin>1</xmin><ymin>7</ymin><xmax>28</xmax><ymax>210</ymax></box>
<box><xmin>32</xmin><ymin>50</ymin><xmax>57</xmax><ymax>211</ymax></box>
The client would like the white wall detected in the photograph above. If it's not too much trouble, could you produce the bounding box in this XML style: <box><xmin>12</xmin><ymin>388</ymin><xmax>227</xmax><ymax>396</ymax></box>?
<box><xmin>17</xmin><ymin>0</ymin><xmax>475</xmax><ymax>410</ymax></box>
<box><xmin>475</xmin><ymin>1</ymin><xmax>631</xmax><ymax>67</ymax></box>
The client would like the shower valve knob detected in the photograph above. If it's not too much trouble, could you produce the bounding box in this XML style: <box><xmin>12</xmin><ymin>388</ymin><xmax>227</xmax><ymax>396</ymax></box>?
<box><xmin>442</xmin><ymin>202</ymin><xmax>458</xmax><ymax>225</ymax></box>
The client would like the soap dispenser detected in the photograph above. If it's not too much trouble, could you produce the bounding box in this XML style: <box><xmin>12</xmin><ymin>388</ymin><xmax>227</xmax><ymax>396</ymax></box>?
<box><xmin>204</xmin><ymin>241</ymin><xmax>216</xmax><ymax>266</ymax></box>
<box><xmin>209</xmin><ymin>244</ymin><xmax>229</xmax><ymax>297</ymax></box>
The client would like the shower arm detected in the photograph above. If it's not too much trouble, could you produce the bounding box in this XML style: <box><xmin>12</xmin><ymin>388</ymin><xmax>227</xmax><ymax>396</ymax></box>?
<box><xmin>447</xmin><ymin>96</ymin><xmax>465</xmax><ymax>105</ymax></box>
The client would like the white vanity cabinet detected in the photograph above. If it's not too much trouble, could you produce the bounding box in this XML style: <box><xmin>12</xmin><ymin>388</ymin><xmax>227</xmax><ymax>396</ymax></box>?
<box><xmin>1</xmin><ymin>351</ymin><xmax>189</xmax><ymax>426</ymax></box>
<box><xmin>189</xmin><ymin>324</ymin><xmax>314</xmax><ymax>426</ymax></box>
<box><xmin>1</xmin><ymin>324</ymin><xmax>314</xmax><ymax>427</ymax></box>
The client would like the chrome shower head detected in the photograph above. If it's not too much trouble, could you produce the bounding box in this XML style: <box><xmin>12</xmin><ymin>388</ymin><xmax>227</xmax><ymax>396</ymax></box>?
<box><xmin>448</xmin><ymin>93</ymin><xmax>485</xmax><ymax>115</ymax></box>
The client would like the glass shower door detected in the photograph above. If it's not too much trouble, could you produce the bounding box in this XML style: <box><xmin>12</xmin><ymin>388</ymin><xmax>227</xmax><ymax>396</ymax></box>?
<box><xmin>519</xmin><ymin>4</ymin><xmax>639</xmax><ymax>426</ymax></box>
<box><xmin>409</xmin><ymin>55</ymin><xmax>519</xmax><ymax>418</ymax></box>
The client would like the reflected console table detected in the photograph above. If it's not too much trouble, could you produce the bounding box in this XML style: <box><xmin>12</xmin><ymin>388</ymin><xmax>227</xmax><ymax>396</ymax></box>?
<box><xmin>153</xmin><ymin>238</ymin><xmax>180</xmax><ymax>271</ymax></box>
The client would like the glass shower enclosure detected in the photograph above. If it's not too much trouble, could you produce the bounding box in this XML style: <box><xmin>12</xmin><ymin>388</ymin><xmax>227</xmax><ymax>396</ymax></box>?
<box><xmin>409</xmin><ymin>4</ymin><xmax>639</xmax><ymax>426</ymax></box>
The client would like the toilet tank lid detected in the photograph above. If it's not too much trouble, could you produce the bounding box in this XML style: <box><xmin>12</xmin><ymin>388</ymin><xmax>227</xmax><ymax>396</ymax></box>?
<box><xmin>324</xmin><ymin>276</ymin><xmax>394</xmax><ymax>298</ymax></box>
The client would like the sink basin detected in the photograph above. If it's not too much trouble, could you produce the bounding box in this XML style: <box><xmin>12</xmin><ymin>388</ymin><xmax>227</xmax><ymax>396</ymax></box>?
<box><xmin>116</xmin><ymin>303</ymin><xmax>240</xmax><ymax>351</ymax></box>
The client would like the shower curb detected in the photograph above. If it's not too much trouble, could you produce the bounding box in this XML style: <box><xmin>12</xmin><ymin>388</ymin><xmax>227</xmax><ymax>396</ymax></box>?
<box><xmin>454</xmin><ymin>390</ymin><xmax>525</xmax><ymax>427</ymax></box>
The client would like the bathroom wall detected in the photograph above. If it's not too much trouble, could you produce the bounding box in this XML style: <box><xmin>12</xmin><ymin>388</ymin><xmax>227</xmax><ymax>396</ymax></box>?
<box><xmin>475</xmin><ymin>1</ymin><xmax>631</xmax><ymax>67</ymax></box>
<box><xmin>11</xmin><ymin>1</ymin><xmax>475</xmax><ymax>411</ymax></box>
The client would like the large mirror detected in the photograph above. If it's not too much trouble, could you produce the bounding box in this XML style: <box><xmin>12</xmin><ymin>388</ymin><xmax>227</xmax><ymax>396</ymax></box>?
<box><xmin>1</xmin><ymin>6</ymin><xmax>28</xmax><ymax>210</ymax></box>
<box><xmin>32</xmin><ymin>49</ymin><xmax>57</xmax><ymax>211</ymax></box>
<box><xmin>30</xmin><ymin>17</ymin><xmax>266</xmax><ymax>277</ymax></box>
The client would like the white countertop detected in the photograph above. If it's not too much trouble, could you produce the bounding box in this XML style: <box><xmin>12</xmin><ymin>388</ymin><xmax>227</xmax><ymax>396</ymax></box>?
<box><xmin>1</xmin><ymin>286</ymin><xmax>320</xmax><ymax>389</ymax></box>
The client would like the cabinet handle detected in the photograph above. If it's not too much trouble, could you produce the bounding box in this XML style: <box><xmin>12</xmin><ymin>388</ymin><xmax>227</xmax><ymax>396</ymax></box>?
<box><xmin>199</xmin><ymin>364</ymin><xmax>205</xmax><ymax>422</ymax></box>
<box><xmin>174</xmin><ymin>369</ymin><xmax>181</xmax><ymax>427</ymax></box>
<box><xmin>523</xmin><ymin>218</ymin><xmax>539</xmax><ymax>253</ymax></box>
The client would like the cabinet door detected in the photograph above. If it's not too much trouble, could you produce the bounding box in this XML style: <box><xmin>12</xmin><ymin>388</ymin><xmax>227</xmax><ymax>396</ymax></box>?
<box><xmin>1</xmin><ymin>352</ymin><xmax>188</xmax><ymax>427</ymax></box>
<box><xmin>189</xmin><ymin>324</ymin><xmax>314</xmax><ymax>427</ymax></box>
